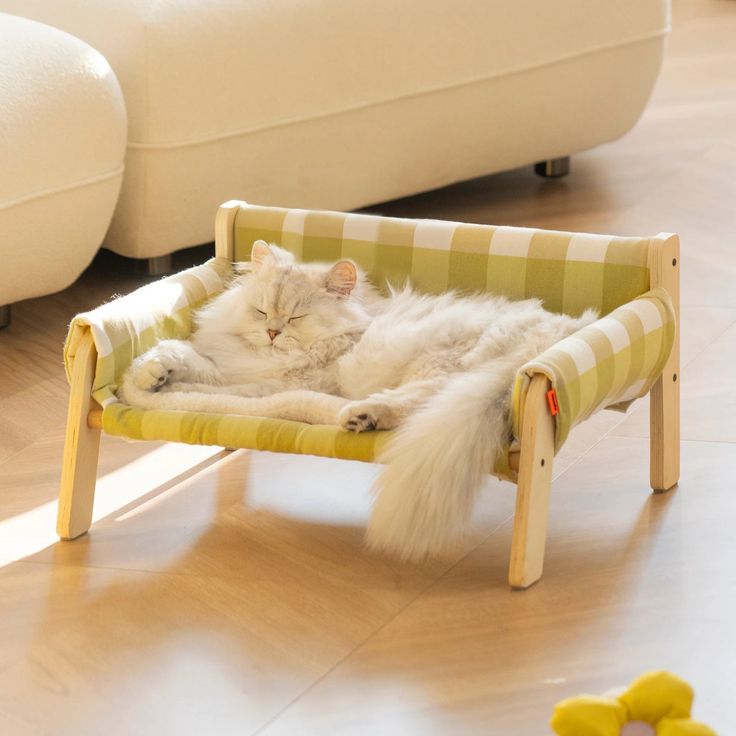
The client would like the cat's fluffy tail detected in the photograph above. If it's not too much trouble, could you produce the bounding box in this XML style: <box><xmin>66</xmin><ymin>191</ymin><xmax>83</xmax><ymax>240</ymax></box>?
<box><xmin>367</xmin><ymin>357</ymin><xmax>520</xmax><ymax>561</ymax></box>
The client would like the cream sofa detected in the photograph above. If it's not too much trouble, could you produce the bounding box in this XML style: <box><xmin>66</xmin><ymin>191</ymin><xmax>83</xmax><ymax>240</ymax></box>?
<box><xmin>0</xmin><ymin>13</ymin><xmax>126</xmax><ymax>325</ymax></box>
<box><xmin>0</xmin><ymin>1</ymin><xmax>670</xmax><ymax>262</ymax></box>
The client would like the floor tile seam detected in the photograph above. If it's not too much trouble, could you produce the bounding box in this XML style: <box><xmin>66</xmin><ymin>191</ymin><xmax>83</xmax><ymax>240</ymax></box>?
<box><xmin>8</xmin><ymin>557</ymin><xmax>209</xmax><ymax>579</ymax></box>
<box><xmin>605</xmin><ymin>432</ymin><xmax>736</xmax><ymax>444</ymax></box>
<box><xmin>680</xmin><ymin>303</ymin><xmax>736</xmax><ymax>312</ymax></box>
<box><xmin>248</xmin><ymin>513</ymin><xmax>514</xmax><ymax>735</ymax></box>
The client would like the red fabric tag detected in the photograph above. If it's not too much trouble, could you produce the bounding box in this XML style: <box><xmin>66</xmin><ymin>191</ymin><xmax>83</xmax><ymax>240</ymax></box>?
<box><xmin>546</xmin><ymin>388</ymin><xmax>560</xmax><ymax>416</ymax></box>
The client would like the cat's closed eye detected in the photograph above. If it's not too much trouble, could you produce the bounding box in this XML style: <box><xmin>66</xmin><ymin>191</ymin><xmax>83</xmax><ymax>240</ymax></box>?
<box><xmin>253</xmin><ymin>307</ymin><xmax>266</xmax><ymax>318</ymax></box>
<box><xmin>288</xmin><ymin>315</ymin><xmax>307</xmax><ymax>323</ymax></box>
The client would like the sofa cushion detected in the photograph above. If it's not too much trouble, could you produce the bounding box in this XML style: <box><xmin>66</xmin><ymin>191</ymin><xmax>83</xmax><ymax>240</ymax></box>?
<box><xmin>0</xmin><ymin>13</ymin><xmax>126</xmax><ymax>304</ymax></box>
<box><xmin>0</xmin><ymin>1</ymin><xmax>669</xmax><ymax>258</ymax></box>
<box><xmin>0</xmin><ymin>0</ymin><xmax>668</xmax><ymax>148</ymax></box>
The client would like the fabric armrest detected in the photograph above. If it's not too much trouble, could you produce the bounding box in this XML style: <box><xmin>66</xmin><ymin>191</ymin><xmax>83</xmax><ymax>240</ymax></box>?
<box><xmin>512</xmin><ymin>288</ymin><xmax>676</xmax><ymax>452</ymax></box>
<box><xmin>64</xmin><ymin>257</ymin><xmax>233</xmax><ymax>406</ymax></box>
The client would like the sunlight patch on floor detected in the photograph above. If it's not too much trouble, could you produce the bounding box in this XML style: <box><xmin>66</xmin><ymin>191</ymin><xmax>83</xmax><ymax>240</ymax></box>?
<box><xmin>0</xmin><ymin>444</ymin><xmax>223</xmax><ymax>568</ymax></box>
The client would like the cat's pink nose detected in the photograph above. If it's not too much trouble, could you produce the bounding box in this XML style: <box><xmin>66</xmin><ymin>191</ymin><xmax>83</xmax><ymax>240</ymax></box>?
<box><xmin>267</xmin><ymin>329</ymin><xmax>280</xmax><ymax>341</ymax></box>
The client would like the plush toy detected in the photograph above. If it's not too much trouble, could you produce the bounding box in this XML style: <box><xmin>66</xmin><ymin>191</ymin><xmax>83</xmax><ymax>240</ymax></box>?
<box><xmin>551</xmin><ymin>671</ymin><xmax>717</xmax><ymax>736</ymax></box>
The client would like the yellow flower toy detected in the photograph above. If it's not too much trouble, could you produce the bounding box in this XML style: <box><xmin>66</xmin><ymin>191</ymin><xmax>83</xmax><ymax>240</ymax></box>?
<box><xmin>551</xmin><ymin>671</ymin><xmax>717</xmax><ymax>736</ymax></box>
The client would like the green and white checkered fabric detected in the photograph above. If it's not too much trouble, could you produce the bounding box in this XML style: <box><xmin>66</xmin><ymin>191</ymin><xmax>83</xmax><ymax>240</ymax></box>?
<box><xmin>62</xmin><ymin>205</ymin><xmax>675</xmax><ymax>481</ymax></box>
<box><xmin>64</xmin><ymin>258</ymin><xmax>233</xmax><ymax>407</ymax></box>
<box><xmin>512</xmin><ymin>287</ymin><xmax>675</xmax><ymax>452</ymax></box>
<box><xmin>234</xmin><ymin>205</ymin><xmax>652</xmax><ymax>317</ymax></box>
<box><xmin>100</xmin><ymin>400</ymin><xmax>516</xmax><ymax>480</ymax></box>
<box><xmin>102</xmin><ymin>401</ymin><xmax>396</xmax><ymax>462</ymax></box>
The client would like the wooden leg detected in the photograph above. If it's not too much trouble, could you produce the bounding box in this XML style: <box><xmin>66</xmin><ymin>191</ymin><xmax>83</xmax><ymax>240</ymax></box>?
<box><xmin>649</xmin><ymin>233</ymin><xmax>680</xmax><ymax>492</ymax></box>
<box><xmin>650</xmin><ymin>357</ymin><xmax>680</xmax><ymax>492</ymax></box>
<box><xmin>57</xmin><ymin>331</ymin><xmax>101</xmax><ymax>540</ymax></box>
<box><xmin>509</xmin><ymin>375</ymin><xmax>556</xmax><ymax>590</ymax></box>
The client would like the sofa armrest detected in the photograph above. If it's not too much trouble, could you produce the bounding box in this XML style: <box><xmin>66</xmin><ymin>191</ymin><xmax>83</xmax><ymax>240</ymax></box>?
<box><xmin>512</xmin><ymin>288</ymin><xmax>676</xmax><ymax>452</ymax></box>
<box><xmin>64</xmin><ymin>257</ymin><xmax>233</xmax><ymax>406</ymax></box>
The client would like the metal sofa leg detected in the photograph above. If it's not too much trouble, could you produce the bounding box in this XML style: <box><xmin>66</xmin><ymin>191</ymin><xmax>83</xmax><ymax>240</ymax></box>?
<box><xmin>0</xmin><ymin>305</ymin><xmax>10</xmax><ymax>329</ymax></box>
<box><xmin>534</xmin><ymin>157</ymin><xmax>570</xmax><ymax>178</ymax></box>
<box><xmin>137</xmin><ymin>254</ymin><xmax>174</xmax><ymax>276</ymax></box>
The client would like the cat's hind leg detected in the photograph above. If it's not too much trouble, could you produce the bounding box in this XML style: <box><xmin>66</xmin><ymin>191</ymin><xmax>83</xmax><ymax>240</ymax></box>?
<box><xmin>122</xmin><ymin>388</ymin><xmax>350</xmax><ymax>425</ymax></box>
<box><xmin>166</xmin><ymin>381</ymin><xmax>277</xmax><ymax>398</ymax></box>
<box><xmin>339</xmin><ymin>378</ymin><xmax>443</xmax><ymax>432</ymax></box>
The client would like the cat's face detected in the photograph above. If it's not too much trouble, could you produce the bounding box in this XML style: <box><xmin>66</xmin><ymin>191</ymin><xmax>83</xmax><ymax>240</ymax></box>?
<box><xmin>234</xmin><ymin>241</ymin><xmax>365</xmax><ymax>350</ymax></box>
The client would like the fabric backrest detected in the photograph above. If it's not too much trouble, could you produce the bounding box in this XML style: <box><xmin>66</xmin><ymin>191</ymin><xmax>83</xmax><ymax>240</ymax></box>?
<box><xmin>234</xmin><ymin>204</ymin><xmax>652</xmax><ymax>316</ymax></box>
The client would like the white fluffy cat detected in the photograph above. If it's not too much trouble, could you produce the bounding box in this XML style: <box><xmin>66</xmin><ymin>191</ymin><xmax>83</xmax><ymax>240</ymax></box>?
<box><xmin>120</xmin><ymin>240</ymin><xmax>595</xmax><ymax>561</ymax></box>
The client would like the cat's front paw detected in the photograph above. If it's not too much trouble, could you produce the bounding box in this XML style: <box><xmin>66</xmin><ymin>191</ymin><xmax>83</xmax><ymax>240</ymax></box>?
<box><xmin>133</xmin><ymin>359</ymin><xmax>172</xmax><ymax>392</ymax></box>
<box><xmin>339</xmin><ymin>401</ymin><xmax>398</xmax><ymax>432</ymax></box>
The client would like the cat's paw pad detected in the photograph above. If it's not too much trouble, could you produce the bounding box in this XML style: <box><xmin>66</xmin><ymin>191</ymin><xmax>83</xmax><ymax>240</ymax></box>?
<box><xmin>339</xmin><ymin>402</ymin><xmax>396</xmax><ymax>433</ymax></box>
<box><xmin>343</xmin><ymin>412</ymin><xmax>377</xmax><ymax>433</ymax></box>
<box><xmin>134</xmin><ymin>359</ymin><xmax>172</xmax><ymax>392</ymax></box>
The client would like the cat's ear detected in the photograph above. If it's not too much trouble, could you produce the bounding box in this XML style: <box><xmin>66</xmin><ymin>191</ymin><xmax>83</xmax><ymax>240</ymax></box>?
<box><xmin>251</xmin><ymin>240</ymin><xmax>295</xmax><ymax>273</ymax></box>
<box><xmin>250</xmin><ymin>240</ymin><xmax>273</xmax><ymax>273</ymax></box>
<box><xmin>326</xmin><ymin>260</ymin><xmax>357</xmax><ymax>296</ymax></box>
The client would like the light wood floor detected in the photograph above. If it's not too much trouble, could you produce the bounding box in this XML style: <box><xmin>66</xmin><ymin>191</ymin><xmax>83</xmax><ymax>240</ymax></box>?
<box><xmin>2</xmin><ymin>1</ymin><xmax>735</xmax><ymax>733</ymax></box>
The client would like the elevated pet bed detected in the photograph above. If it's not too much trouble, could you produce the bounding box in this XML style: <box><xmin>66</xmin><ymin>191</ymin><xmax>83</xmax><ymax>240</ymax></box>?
<box><xmin>60</xmin><ymin>201</ymin><xmax>679</xmax><ymax>588</ymax></box>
